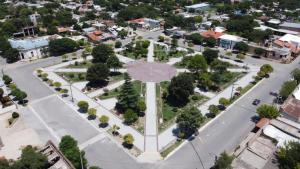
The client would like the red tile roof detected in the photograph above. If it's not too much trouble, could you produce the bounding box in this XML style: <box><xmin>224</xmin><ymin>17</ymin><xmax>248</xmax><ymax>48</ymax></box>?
<box><xmin>281</xmin><ymin>97</ymin><xmax>300</xmax><ymax>120</ymax></box>
<box><xmin>256</xmin><ymin>118</ymin><xmax>270</xmax><ymax>128</ymax></box>
<box><xmin>87</xmin><ymin>32</ymin><xmax>101</xmax><ymax>41</ymax></box>
<box><xmin>200</xmin><ymin>30</ymin><xmax>224</xmax><ymax>39</ymax></box>
<box><xmin>128</xmin><ymin>18</ymin><xmax>145</xmax><ymax>24</ymax></box>
<box><xmin>274</xmin><ymin>39</ymin><xmax>300</xmax><ymax>54</ymax></box>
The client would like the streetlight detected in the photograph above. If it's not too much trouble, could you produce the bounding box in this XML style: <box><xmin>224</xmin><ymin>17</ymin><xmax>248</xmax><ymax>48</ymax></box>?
<box><xmin>230</xmin><ymin>83</ymin><xmax>237</xmax><ymax>101</ymax></box>
<box><xmin>69</xmin><ymin>82</ymin><xmax>74</xmax><ymax>102</ymax></box>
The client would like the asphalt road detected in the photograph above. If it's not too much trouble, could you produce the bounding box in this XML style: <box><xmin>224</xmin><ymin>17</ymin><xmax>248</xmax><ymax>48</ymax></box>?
<box><xmin>2</xmin><ymin>46</ymin><xmax>300</xmax><ymax>169</ymax></box>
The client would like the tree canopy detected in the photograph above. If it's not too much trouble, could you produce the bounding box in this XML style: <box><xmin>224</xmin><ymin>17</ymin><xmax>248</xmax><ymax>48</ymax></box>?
<box><xmin>49</xmin><ymin>38</ymin><xmax>79</xmax><ymax>56</ymax></box>
<box><xmin>92</xmin><ymin>44</ymin><xmax>115</xmax><ymax>63</ymax></box>
<box><xmin>167</xmin><ymin>73</ymin><xmax>194</xmax><ymax>107</ymax></box>
<box><xmin>86</xmin><ymin>63</ymin><xmax>110</xmax><ymax>87</ymax></box>
<box><xmin>256</xmin><ymin>104</ymin><xmax>279</xmax><ymax>119</ymax></box>
<box><xmin>176</xmin><ymin>107</ymin><xmax>205</xmax><ymax>138</ymax></box>
<box><xmin>59</xmin><ymin>135</ymin><xmax>87</xmax><ymax>169</ymax></box>
<box><xmin>277</xmin><ymin>141</ymin><xmax>300</xmax><ymax>169</ymax></box>
<box><xmin>279</xmin><ymin>80</ymin><xmax>298</xmax><ymax>99</ymax></box>
<box><xmin>212</xmin><ymin>151</ymin><xmax>234</xmax><ymax>169</ymax></box>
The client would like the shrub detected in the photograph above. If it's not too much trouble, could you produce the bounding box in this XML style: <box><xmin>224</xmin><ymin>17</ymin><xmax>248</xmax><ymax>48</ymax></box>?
<box><xmin>88</xmin><ymin>108</ymin><xmax>97</xmax><ymax>119</ymax></box>
<box><xmin>2</xmin><ymin>75</ymin><xmax>12</xmax><ymax>85</ymax></box>
<box><xmin>12</xmin><ymin>112</ymin><xmax>19</xmax><ymax>118</ymax></box>
<box><xmin>123</xmin><ymin>109</ymin><xmax>138</xmax><ymax>124</ymax></box>
<box><xmin>99</xmin><ymin>115</ymin><xmax>109</xmax><ymax>126</ymax></box>
<box><xmin>77</xmin><ymin>101</ymin><xmax>89</xmax><ymax>113</ymax></box>
<box><xmin>123</xmin><ymin>133</ymin><xmax>134</xmax><ymax>148</ymax></box>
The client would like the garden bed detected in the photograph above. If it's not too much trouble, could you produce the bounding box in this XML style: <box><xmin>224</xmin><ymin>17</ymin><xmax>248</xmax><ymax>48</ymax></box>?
<box><xmin>156</xmin><ymin>82</ymin><xmax>209</xmax><ymax>132</ymax></box>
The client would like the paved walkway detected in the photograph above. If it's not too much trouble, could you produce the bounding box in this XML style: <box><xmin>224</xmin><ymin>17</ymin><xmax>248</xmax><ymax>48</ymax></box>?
<box><xmin>139</xmin><ymin>40</ymin><xmax>162</xmax><ymax>162</ymax></box>
<box><xmin>144</xmin><ymin>82</ymin><xmax>158</xmax><ymax>152</ymax></box>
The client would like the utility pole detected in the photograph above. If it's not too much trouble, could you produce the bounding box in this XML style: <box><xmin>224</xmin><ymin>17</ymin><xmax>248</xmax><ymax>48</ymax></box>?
<box><xmin>69</xmin><ymin>82</ymin><xmax>74</xmax><ymax>102</ymax></box>
<box><xmin>189</xmin><ymin>141</ymin><xmax>205</xmax><ymax>169</ymax></box>
<box><xmin>230</xmin><ymin>83</ymin><xmax>237</xmax><ymax>101</ymax></box>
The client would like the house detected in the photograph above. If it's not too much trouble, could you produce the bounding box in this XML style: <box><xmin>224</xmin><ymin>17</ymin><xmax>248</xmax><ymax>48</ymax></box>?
<box><xmin>8</xmin><ymin>36</ymin><xmax>49</xmax><ymax>61</ymax></box>
<box><xmin>185</xmin><ymin>3</ymin><xmax>210</xmax><ymax>12</ymax></box>
<box><xmin>82</xmin><ymin>27</ymin><xmax>96</xmax><ymax>34</ymax></box>
<box><xmin>279</xmin><ymin>22</ymin><xmax>300</xmax><ymax>33</ymax></box>
<box><xmin>274</xmin><ymin>34</ymin><xmax>300</xmax><ymax>55</ymax></box>
<box><xmin>280</xmin><ymin>84</ymin><xmax>300</xmax><ymax>122</ymax></box>
<box><xmin>201</xmin><ymin>30</ymin><xmax>224</xmax><ymax>40</ymax></box>
<box><xmin>29</xmin><ymin>13</ymin><xmax>41</xmax><ymax>26</ymax></box>
<box><xmin>128</xmin><ymin>18</ymin><xmax>161</xmax><ymax>30</ymax></box>
<box><xmin>218</xmin><ymin>34</ymin><xmax>243</xmax><ymax>49</ymax></box>
<box><xmin>39</xmin><ymin>141</ymin><xmax>75</xmax><ymax>169</ymax></box>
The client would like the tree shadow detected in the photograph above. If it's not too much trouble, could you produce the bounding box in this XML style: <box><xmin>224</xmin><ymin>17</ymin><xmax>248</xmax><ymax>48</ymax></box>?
<box><xmin>86</xmin><ymin>80</ymin><xmax>109</xmax><ymax>88</ymax></box>
<box><xmin>87</xmin><ymin>115</ymin><xmax>97</xmax><ymax>120</ymax></box>
<box><xmin>98</xmin><ymin>123</ymin><xmax>108</xmax><ymax>128</ymax></box>
<box><xmin>122</xmin><ymin>142</ymin><xmax>133</xmax><ymax>149</ymax></box>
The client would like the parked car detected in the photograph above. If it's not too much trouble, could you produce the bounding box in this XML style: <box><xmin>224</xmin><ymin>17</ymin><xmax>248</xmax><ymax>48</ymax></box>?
<box><xmin>269</xmin><ymin>91</ymin><xmax>278</xmax><ymax>97</ymax></box>
<box><xmin>252</xmin><ymin>99</ymin><xmax>261</xmax><ymax>105</ymax></box>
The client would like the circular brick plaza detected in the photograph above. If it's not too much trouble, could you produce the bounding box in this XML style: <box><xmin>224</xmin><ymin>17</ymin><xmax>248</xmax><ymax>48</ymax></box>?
<box><xmin>127</xmin><ymin>61</ymin><xmax>177</xmax><ymax>83</ymax></box>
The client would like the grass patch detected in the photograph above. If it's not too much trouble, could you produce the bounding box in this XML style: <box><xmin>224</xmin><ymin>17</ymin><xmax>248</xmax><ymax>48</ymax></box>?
<box><xmin>57</xmin><ymin>72</ymin><xmax>86</xmax><ymax>82</ymax></box>
<box><xmin>99</xmin><ymin>80</ymin><xmax>145</xmax><ymax>100</ymax></box>
<box><xmin>66</xmin><ymin>61</ymin><xmax>93</xmax><ymax>68</ymax></box>
<box><xmin>160</xmin><ymin>140</ymin><xmax>183</xmax><ymax>158</ymax></box>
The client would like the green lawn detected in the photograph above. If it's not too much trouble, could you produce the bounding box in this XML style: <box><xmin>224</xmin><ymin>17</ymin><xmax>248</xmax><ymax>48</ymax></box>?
<box><xmin>157</xmin><ymin>81</ymin><xmax>209</xmax><ymax>132</ymax></box>
<box><xmin>99</xmin><ymin>80</ymin><xmax>145</xmax><ymax>99</ymax></box>
<box><xmin>57</xmin><ymin>72</ymin><xmax>86</xmax><ymax>82</ymax></box>
<box><xmin>66</xmin><ymin>61</ymin><xmax>93</xmax><ymax>68</ymax></box>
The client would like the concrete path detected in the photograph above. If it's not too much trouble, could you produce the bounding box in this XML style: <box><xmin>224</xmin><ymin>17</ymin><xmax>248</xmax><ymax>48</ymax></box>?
<box><xmin>87</xmin><ymin>80</ymin><xmax>125</xmax><ymax>98</ymax></box>
<box><xmin>144</xmin><ymin>82</ymin><xmax>158</xmax><ymax>151</ymax></box>
<box><xmin>116</xmin><ymin>54</ymin><xmax>135</xmax><ymax>64</ymax></box>
<box><xmin>139</xmin><ymin>40</ymin><xmax>162</xmax><ymax>162</ymax></box>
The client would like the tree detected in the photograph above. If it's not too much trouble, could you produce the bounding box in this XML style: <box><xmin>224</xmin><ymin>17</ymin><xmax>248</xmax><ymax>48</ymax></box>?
<box><xmin>158</xmin><ymin>36</ymin><xmax>165</xmax><ymax>42</ymax></box>
<box><xmin>279</xmin><ymin>80</ymin><xmax>297</xmax><ymax>99</ymax></box>
<box><xmin>0</xmin><ymin>88</ymin><xmax>4</xmax><ymax>98</ymax></box>
<box><xmin>208</xmin><ymin>104</ymin><xmax>219</xmax><ymax>117</ymax></box>
<box><xmin>198</xmin><ymin>72</ymin><xmax>213</xmax><ymax>90</ymax></box>
<box><xmin>49</xmin><ymin>38</ymin><xmax>79</xmax><ymax>56</ymax></box>
<box><xmin>118</xmin><ymin>29</ymin><xmax>128</xmax><ymax>39</ymax></box>
<box><xmin>137</xmin><ymin>100</ymin><xmax>146</xmax><ymax>112</ymax></box>
<box><xmin>89</xmin><ymin>166</ymin><xmax>102</xmax><ymax>169</ymax></box>
<box><xmin>292</xmin><ymin>68</ymin><xmax>300</xmax><ymax>84</ymax></box>
<box><xmin>53</xmin><ymin>82</ymin><xmax>62</xmax><ymax>91</ymax></box>
<box><xmin>86</xmin><ymin>63</ymin><xmax>110</xmax><ymax>87</ymax></box>
<box><xmin>117</xmin><ymin>73</ymin><xmax>139</xmax><ymax>112</ymax></box>
<box><xmin>88</xmin><ymin>108</ymin><xmax>97</xmax><ymax>119</ymax></box>
<box><xmin>188</xmin><ymin>33</ymin><xmax>203</xmax><ymax>45</ymax></box>
<box><xmin>107</xmin><ymin>56</ymin><xmax>122</xmax><ymax>71</ymax></box>
<box><xmin>2</xmin><ymin>75</ymin><xmax>12</xmax><ymax>85</ymax></box>
<box><xmin>212</xmin><ymin>151</ymin><xmax>234</xmax><ymax>169</ymax></box>
<box><xmin>10</xmin><ymin>145</ymin><xmax>49</xmax><ymax>169</ymax></box>
<box><xmin>219</xmin><ymin>97</ymin><xmax>230</xmax><ymax>106</ymax></box>
<box><xmin>115</xmin><ymin>41</ymin><xmax>122</xmax><ymax>48</ymax></box>
<box><xmin>123</xmin><ymin>133</ymin><xmax>134</xmax><ymax>148</ymax></box>
<box><xmin>234</xmin><ymin>42</ymin><xmax>249</xmax><ymax>53</ymax></box>
<box><xmin>176</xmin><ymin>107</ymin><xmax>205</xmax><ymax>138</ymax></box>
<box><xmin>123</xmin><ymin>109</ymin><xmax>138</xmax><ymax>124</ymax></box>
<box><xmin>171</xmin><ymin>38</ymin><xmax>178</xmax><ymax>49</ymax></box>
<box><xmin>5</xmin><ymin>48</ymin><xmax>20</xmax><ymax>63</ymax></box>
<box><xmin>260</xmin><ymin>64</ymin><xmax>273</xmax><ymax>74</ymax></box>
<box><xmin>203</xmin><ymin>37</ymin><xmax>216</xmax><ymax>47</ymax></box>
<box><xmin>254</xmin><ymin>48</ymin><xmax>266</xmax><ymax>56</ymax></box>
<box><xmin>202</xmin><ymin>49</ymin><xmax>219</xmax><ymax>64</ymax></box>
<box><xmin>77</xmin><ymin>101</ymin><xmax>89</xmax><ymax>113</ymax></box>
<box><xmin>99</xmin><ymin>115</ymin><xmax>109</xmax><ymax>126</ymax></box>
<box><xmin>168</xmin><ymin>73</ymin><xmax>194</xmax><ymax>106</ymax></box>
<box><xmin>236</xmin><ymin>53</ymin><xmax>245</xmax><ymax>60</ymax></box>
<box><xmin>92</xmin><ymin>44</ymin><xmax>114</xmax><ymax>63</ymax></box>
<box><xmin>187</xmin><ymin>55</ymin><xmax>208</xmax><ymax>74</ymax></box>
<box><xmin>15</xmin><ymin>90</ymin><xmax>27</xmax><ymax>104</ymax></box>
<box><xmin>112</xmin><ymin>124</ymin><xmax>120</xmax><ymax>136</ymax></box>
<box><xmin>277</xmin><ymin>141</ymin><xmax>300</xmax><ymax>169</ymax></box>
<box><xmin>59</xmin><ymin>135</ymin><xmax>87</xmax><ymax>169</ymax></box>
<box><xmin>256</xmin><ymin>104</ymin><xmax>279</xmax><ymax>119</ymax></box>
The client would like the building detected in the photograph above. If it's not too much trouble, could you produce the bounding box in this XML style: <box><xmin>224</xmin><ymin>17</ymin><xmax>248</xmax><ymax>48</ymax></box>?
<box><xmin>185</xmin><ymin>3</ymin><xmax>210</xmax><ymax>12</ymax></box>
<box><xmin>279</xmin><ymin>22</ymin><xmax>300</xmax><ymax>33</ymax></box>
<box><xmin>281</xmin><ymin>85</ymin><xmax>300</xmax><ymax>122</ymax></box>
<box><xmin>201</xmin><ymin>30</ymin><xmax>224</xmax><ymax>39</ymax></box>
<box><xmin>29</xmin><ymin>13</ymin><xmax>41</xmax><ymax>26</ymax></box>
<box><xmin>39</xmin><ymin>141</ymin><xmax>75</xmax><ymax>169</ymax></box>
<box><xmin>8</xmin><ymin>36</ymin><xmax>49</xmax><ymax>61</ymax></box>
<box><xmin>218</xmin><ymin>34</ymin><xmax>243</xmax><ymax>49</ymax></box>
<box><xmin>128</xmin><ymin>18</ymin><xmax>161</xmax><ymax>30</ymax></box>
<box><xmin>274</xmin><ymin>34</ymin><xmax>300</xmax><ymax>55</ymax></box>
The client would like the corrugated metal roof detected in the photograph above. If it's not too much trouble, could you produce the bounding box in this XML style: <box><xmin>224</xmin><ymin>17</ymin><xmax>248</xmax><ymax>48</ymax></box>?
<box><xmin>9</xmin><ymin>37</ymin><xmax>49</xmax><ymax>51</ymax></box>
<box><xmin>280</xmin><ymin>22</ymin><xmax>300</xmax><ymax>29</ymax></box>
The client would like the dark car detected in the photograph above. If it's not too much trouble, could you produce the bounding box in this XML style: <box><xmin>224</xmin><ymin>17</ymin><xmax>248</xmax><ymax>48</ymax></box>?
<box><xmin>252</xmin><ymin>99</ymin><xmax>261</xmax><ymax>105</ymax></box>
<box><xmin>270</xmin><ymin>91</ymin><xmax>278</xmax><ymax>97</ymax></box>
